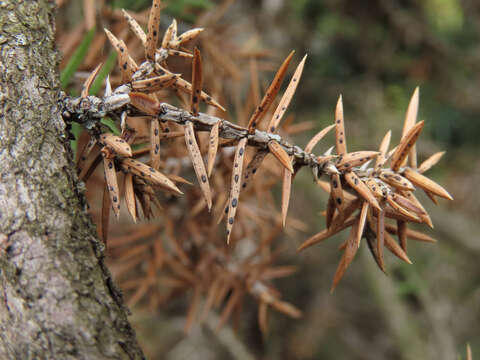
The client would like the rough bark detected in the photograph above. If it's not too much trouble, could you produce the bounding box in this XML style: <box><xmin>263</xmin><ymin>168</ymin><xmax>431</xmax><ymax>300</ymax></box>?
<box><xmin>0</xmin><ymin>1</ymin><xmax>144</xmax><ymax>359</ymax></box>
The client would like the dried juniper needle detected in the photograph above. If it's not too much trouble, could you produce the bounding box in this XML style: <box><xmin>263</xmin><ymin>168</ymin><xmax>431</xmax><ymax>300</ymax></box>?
<box><xmin>331</xmin><ymin>221</ymin><xmax>359</xmax><ymax>292</ymax></box>
<box><xmin>146</xmin><ymin>0</ymin><xmax>161</xmax><ymax>60</ymax></box>
<box><xmin>247</xmin><ymin>50</ymin><xmax>295</xmax><ymax>133</ymax></box>
<box><xmin>184</xmin><ymin>121</ymin><xmax>212</xmax><ymax>210</ymax></box>
<box><xmin>391</xmin><ymin>120</ymin><xmax>424</xmax><ymax>172</ymax></box>
<box><xmin>267</xmin><ymin>54</ymin><xmax>307</xmax><ymax>133</ymax></box>
<box><xmin>378</xmin><ymin>170</ymin><xmax>414</xmax><ymax>191</ymax></box>
<box><xmin>132</xmin><ymin>74</ymin><xmax>179</xmax><ymax>93</ymax></box>
<box><xmin>397</xmin><ymin>220</ymin><xmax>407</xmax><ymax>252</ymax></box>
<box><xmin>124</xmin><ymin>172</ymin><xmax>137</xmax><ymax>223</ymax></box>
<box><xmin>384</xmin><ymin>231</ymin><xmax>412</xmax><ymax>264</ymax></box>
<box><xmin>150</xmin><ymin>118</ymin><xmax>161</xmax><ymax>169</ymax></box>
<box><xmin>207</xmin><ymin>121</ymin><xmax>219</xmax><ymax>177</ymax></box>
<box><xmin>375</xmin><ymin>130</ymin><xmax>392</xmax><ymax>170</ymax></box>
<box><xmin>401</xmin><ymin>87</ymin><xmax>419</xmax><ymax>168</ymax></box>
<box><xmin>398</xmin><ymin>190</ymin><xmax>433</xmax><ymax>227</ymax></box>
<box><xmin>335</xmin><ymin>95</ymin><xmax>347</xmax><ymax>155</ymax></box>
<box><xmin>129</xmin><ymin>92</ymin><xmax>161</xmax><ymax>115</ymax></box>
<box><xmin>81</xmin><ymin>63</ymin><xmax>102</xmax><ymax>98</ymax></box>
<box><xmin>357</xmin><ymin>201</ymin><xmax>369</xmax><ymax>247</ymax></box>
<box><xmin>304</xmin><ymin>124</ymin><xmax>335</xmax><ymax>154</ymax></box>
<box><xmin>168</xmin><ymin>74</ymin><xmax>225</xmax><ymax>111</ymax></box>
<box><xmin>190</xmin><ymin>47</ymin><xmax>203</xmax><ymax>117</ymax></box>
<box><xmin>336</xmin><ymin>151</ymin><xmax>379</xmax><ymax>172</ymax></box>
<box><xmin>162</xmin><ymin>19</ymin><xmax>177</xmax><ymax>48</ymax></box>
<box><xmin>226</xmin><ymin>137</ymin><xmax>248</xmax><ymax>243</ymax></box>
<box><xmin>171</xmin><ymin>28</ymin><xmax>204</xmax><ymax>49</ymax></box>
<box><xmin>326</xmin><ymin>195</ymin><xmax>336</xmax><ymax>229</ymax></box>
<box><xmin>403</xmin><ymin>168</ymin><xmax>453</xmax><ymax>200</ymax></box>
<box><xmin>100</xmin><ymin>133</ymin><xmax>132</xmax><ymax>157</ymax></box>
<box><xmin>77</xmin><ymin>136</ymin><xmax>97</xmax><ymax>174</ymax></box>
<box><xmin>376</xmin><ymin>206</ymin><xmax>385</xmax><ymax>270</ymax></box>
<box><xmin>104</xmin><ymin>29</ymin><xmax>138</xmax><ymax>81</ymax></box>
<box><xmin>418</xmin><ymin>151</ymin><xmax>445</xmax><ymax>174</ymax></box>
<box><xmin>122</xmin><ymin>9</ymin><xmax>146</xmax><ymax>45</ymax></box>
<box><xmin>121</xmin><ymin>158</ymin><xmax>182</xmax><ymax>195</ymax></box>
<box><xmin>241</xmin><ymin>150</ymin><xmax>268</xmax><ymax>191</ymax></box>
<box><xmin>281</xmin><ymin>161</ymin><xmax>293</xmax><ymax>227</ymax></box>
<box><xmin>330</xmin><ymin>173</ymin><xmax>345</xmax><ymax>211</ymax></box>
<box><xmin>267</xmin><ymin>140</ymin><xmax>293</xmax><ymax>173</ymax></box>
<box><xmin>345</xmin><ymin>171</ymin><xmax>380</xmax><ymax>210</ymax></box>
<box><xmin>103</xmin><ymin>152</ymin><xmax>120</xmax><ymax>219</ymax></box>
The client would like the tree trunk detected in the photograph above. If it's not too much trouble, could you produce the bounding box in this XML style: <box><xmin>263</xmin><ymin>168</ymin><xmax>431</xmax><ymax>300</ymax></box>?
<box><xmin>0</xmin><ymin>1</ymin><xmax>144</xmax><ymax>358</ymax></box>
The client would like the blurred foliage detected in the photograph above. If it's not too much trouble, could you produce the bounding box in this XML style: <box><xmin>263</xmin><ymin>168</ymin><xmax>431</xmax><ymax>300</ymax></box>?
<box><xmin>111</xmin><ymin>0</ymin><xmax>213</xmax><ymax>21</ymax></box>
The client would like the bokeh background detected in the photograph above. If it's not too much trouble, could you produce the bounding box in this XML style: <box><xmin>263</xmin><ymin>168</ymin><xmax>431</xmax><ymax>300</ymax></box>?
<box><xmin>57</xmin><ymin>0</ymin><xmax>479</xmax><ymax>358</ymax></box>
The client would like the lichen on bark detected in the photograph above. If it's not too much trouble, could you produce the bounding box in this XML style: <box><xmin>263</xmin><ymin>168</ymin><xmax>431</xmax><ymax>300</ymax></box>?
<box><xmin>0</xmin><ymin>1</ymin><xmax>144</xmax><ymax>358</ymax></box>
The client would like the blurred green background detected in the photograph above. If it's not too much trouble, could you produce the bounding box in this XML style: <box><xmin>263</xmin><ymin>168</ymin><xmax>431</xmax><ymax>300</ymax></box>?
<box><xmin>58</xmin><ymin>0</ymin><xmax>479</xmax><ymax>358</ymax></box>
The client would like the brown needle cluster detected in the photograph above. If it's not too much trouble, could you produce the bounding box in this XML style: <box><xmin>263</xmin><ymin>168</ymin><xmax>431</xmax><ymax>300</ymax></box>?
<box><xmin>64</xmin><ymin>0</ymin><xmax>452</xmax><ymax>333</ymax></box>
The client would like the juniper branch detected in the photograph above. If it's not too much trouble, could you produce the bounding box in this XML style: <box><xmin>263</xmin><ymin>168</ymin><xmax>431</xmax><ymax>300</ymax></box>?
<box><xmin>61</xmin><ymin>93</ymin><xmax>338</xmax><ymax>177</ymax></box>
